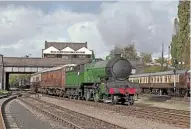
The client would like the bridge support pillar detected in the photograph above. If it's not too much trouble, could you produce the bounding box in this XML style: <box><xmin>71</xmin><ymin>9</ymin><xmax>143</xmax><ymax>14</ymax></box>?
<box><xmin>0</xmin><ymin>55</ymin><xmax>4</xmax><ymax>90</ymax></box>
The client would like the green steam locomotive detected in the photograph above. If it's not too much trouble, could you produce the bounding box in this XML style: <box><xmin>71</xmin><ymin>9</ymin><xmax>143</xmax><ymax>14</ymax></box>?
<box><xmin>31</xmin><ymin>54</ymin><xmax>137</xmax><ymax>105</ymax></box>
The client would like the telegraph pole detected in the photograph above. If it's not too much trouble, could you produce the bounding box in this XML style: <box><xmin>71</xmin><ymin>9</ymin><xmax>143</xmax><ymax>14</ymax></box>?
<box><xmin>161</xmin><ymin>42</ymin><xmax>164</xmax><ymax>71</ymax></box>
<box><xmin>167</xmin><ymin>45</ymin><xmax>170</xmax><ymax>68</ymax></box>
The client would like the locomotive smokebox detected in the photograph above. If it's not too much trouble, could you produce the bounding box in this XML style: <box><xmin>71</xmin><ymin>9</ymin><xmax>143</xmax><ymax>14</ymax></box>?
<box><xmin>106</xmin><ymin>57</ymin><xmax>132</xmax><ymax>80</ymax></box>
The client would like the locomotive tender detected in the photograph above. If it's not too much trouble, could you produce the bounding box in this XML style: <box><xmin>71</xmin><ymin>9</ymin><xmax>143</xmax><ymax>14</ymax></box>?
<box><xmin>31</xmin><ymin>55</ymin><xmax>137</xmax><ymax>105</ymax></box>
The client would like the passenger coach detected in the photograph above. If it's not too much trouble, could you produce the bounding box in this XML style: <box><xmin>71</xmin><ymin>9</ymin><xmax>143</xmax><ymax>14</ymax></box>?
<box><xmin>129</xmin><ymin>70</ymin><xmax>190</xmax><ymax>97</ymax></box>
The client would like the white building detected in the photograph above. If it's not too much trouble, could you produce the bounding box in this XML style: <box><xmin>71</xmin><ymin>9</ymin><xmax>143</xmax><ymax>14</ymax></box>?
<box><xmin>42</xmin><ymin>41</ymin><xmax>92</xmax><ymax>59</ymax></box>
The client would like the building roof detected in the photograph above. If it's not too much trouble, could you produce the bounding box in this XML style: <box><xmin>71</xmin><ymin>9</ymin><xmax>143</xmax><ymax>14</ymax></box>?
<box><xmin>45</xmin><ymin>41</ymin><xmax>88</xmax><ymax>51</ymax></box>
<box><xmin>3</xmin><ymin>57</ymin><xmax>91</xmax><ymax>67</ymax></box>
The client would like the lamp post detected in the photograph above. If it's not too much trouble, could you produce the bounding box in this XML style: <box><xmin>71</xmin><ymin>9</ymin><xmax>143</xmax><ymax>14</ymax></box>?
<box><xmin>173</xmin><ymin>58</ymin><xmax>178</xmax><ymax>99</ymax></box>
<box><xmin>173</xmin><ymin>68</ymin><xmax>176</xmax><ymax>98</ymax></box>
<box><xmin>77</xmin><ymin>72</ymin><xmax>80</xmax><ymax>97</ymax></box>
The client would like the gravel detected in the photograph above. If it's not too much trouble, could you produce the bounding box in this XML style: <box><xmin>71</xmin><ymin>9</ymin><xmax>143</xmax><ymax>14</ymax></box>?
<box><xmin>33</xmin><ymin>95</ymin><xmax>187</xmax><ymax>129</ymax></box>
<box><xmin>9</xmin><ymin>99</ymin><xmax>67</xmax><ymax>129</ymax></box>
<box><xmin>135</xmin><ymin>97</ymin><xmax>190</xmax><ymax>111</ymax></box>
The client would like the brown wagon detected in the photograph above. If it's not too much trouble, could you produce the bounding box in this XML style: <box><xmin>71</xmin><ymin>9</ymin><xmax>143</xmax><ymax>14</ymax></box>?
<box><xmin>31</xmin><ymin>64</ymin><xmax>76</xmax><ymax>96</ymax></box>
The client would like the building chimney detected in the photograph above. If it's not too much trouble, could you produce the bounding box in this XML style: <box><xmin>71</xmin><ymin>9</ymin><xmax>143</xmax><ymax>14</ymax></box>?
<box><xmin>85</xmin><ymin>41</ymin><xmax>87</xmax><ymax>48</ymax></box>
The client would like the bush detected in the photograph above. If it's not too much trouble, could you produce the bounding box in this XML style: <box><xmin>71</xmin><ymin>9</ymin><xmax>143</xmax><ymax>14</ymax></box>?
<box><xmin>143</xmin><ymin>66</ymin><xmax>173</xmax><ymax>73</ymax></box>
<box><xmin>143</xmin><ymin>66</ymin><xmax>162</xmax><ymax>73</ymax></box>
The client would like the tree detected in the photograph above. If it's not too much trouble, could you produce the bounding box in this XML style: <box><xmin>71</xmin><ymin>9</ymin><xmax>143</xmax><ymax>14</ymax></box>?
<box><xmin>140</xmin><ymin>52</ymin><xmax>152</xmax><ymax>64</ymax></box>
<box><xmin>154</xmin><ymin>57</ymin><xmax>168</xmax><ymax>71</ymax></box>
<box><xmin>154</xmin><ymin>57</ymin><xmax>168</xmax><ymax>65</ymax></box>
<box><xmin>109</xmin><ymin>45</ymin><xmax>122</xmax><ymax>55</ymax></box>
<box><xmin>109</xmin><ymin>44</ymin><xmax>140</xmax><ymax>60</ymax></box>
<box><xmin>122</xmin><ymin>44</ymin><xmax>139</xmax><ymax>60</ymax></box>
<box><xmin>171</xmin><ymin>1</ymin><xmax>190</xmax><ymax>68</ymax></box>
<box><xmin>9</xmin><ymin>74</ymin><xmax>31</xmax><ymax>87</ymax></box>
<box><xmin>9</xmin><ymin>74</ymin><xmax>18</xmax><ymax>87</ymax></box>
<box><xmin>178</xmin><ymin>1</ymin><xmax>190</xmax><ymax>68</ymax></box>
<box><xmin>171</xmin><ymin>18</ymin><xmax>179</xmax><ymax>65</ymax></box>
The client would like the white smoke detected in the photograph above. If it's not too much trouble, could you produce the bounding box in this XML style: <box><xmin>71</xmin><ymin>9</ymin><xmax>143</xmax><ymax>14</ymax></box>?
<box><xmin>97</xmin><ymin>1</ymin><xmax>178</xmax><ymax>55</ymax></box>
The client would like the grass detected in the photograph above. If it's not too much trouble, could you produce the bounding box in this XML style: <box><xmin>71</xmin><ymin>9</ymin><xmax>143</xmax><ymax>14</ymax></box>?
<box><xmin>0</xmin><ymin>90</ymin><xmax>9</xmax><ymax>95</ymax></box>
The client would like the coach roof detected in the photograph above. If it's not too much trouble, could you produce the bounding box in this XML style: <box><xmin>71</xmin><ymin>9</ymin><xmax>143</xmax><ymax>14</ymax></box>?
<box><xmin>31</xmin><ymin>64</ymin><xmax>77</xmax><ymax>76</ymax></box>
<box><xmin>130</xmin><ymin>70</ymin><xmax>187</xmax><ymax>78</ymax></box>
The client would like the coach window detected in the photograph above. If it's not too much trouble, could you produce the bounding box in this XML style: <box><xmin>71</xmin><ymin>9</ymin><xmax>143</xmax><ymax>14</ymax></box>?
<box><xmin>156</xmin><ymin>76</ymin><xmax>158</xmax><ymax>83</ymax></box>
<box><xmin>176</xmin><ymin>75</ymin><xmax>179</xmax><ymax>82</ymax></box>
<box><xmin>165</xmin><ymin>76</ymin><xmax>167</xmax><ymax>83</ymax></box>
<box><xmin>177</xmin><ymin>75</ymin><xmax>179</xmax><ymax>82</ymax></box>
<box><xmin>168</xmin><ymin>75</ymin><xmax>171</xmax><ymax>82</ymax></box>
<box><xmin>158</xmin><ymin>77</ymin><xmax>160</xmax><ymax>83</ymax></box>
<box><xmin>160</xmin><ymin>77</ymin><xmax>162</xmax><ymax>83</ymax></box>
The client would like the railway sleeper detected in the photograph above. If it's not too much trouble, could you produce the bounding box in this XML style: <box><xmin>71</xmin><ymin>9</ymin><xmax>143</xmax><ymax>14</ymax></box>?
<box><xmin>20</xmin><ymin>97</ymin><xmax>127</xmax><ymax>129</ymax></box>
<box><xmin>19</xmin><ymin>98</ymin><xmax>83</xmax><ymax>129</ymax></box>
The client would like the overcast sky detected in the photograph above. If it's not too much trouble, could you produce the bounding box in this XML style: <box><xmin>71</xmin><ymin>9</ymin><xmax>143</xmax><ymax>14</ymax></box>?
<box><xmin>0</xmin><ymin>1</ymin><xmax>178</xmax><ymax>58</ymax></box>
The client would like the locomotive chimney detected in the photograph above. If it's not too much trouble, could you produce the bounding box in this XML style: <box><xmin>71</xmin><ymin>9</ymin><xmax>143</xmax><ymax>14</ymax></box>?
<box><xmin>114</xmin><ymin>46</ymin><xmax>122</xmax><ymax>57</ymax></box>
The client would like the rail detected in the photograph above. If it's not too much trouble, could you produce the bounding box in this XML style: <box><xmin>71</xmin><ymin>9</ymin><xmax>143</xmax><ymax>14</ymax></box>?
<box><xmin>1</xmin><ymin>95</ymin><xmax>18</xmax><ymax>129</ymax></box>
<box><xmin>42</xmin><ymin>94</ymin><xmax>190</xmax><ymax>128</ymax></box>
<box><xmin>19</xmin><ymin>97</ymin><xmax>127</xmax><ymax>129</ymax></box>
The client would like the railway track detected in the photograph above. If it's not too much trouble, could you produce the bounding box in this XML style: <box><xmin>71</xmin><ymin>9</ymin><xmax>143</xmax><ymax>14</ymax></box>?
<box><xmin>1</xmin><ymin>95</ymin><xmax>19</xmax><ymax>129</ymax></box>
<box><xmin>18</xmin><ymin>96</ymin><xmax>127</xmax><ymax>129</ymax></box>
<box><xmin>38</xmin><ymin>94</ymin><xmax>190</xmax><ymax>128</ymax></box>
